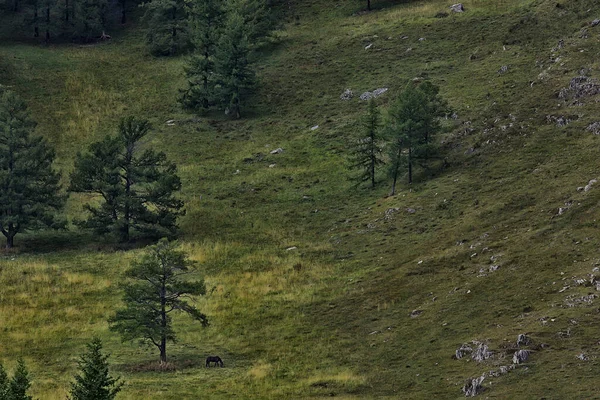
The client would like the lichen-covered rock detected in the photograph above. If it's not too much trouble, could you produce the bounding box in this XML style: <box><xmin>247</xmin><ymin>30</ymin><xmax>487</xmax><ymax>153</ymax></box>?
<box><xmin>450</xmin><ymin>3</ymin><xmax>465</xmax><ymax>12</ymax></box>
<box><xmin>472</xmin><ymin>343</ymin><xmax>492</xmax><ymax>362</ymax></box>
<box><xmin>455</xmin><ymin>344</ymin><xmax>473</xmax><ymax>359</ymax></box>
<box><xmin>462</xmin><ymin>375</ymin><xmax>484</xmax><ymax>397</ymax></box>
<box><xmin>340</xmin><ymin>89</ymin><xmax>353</xmax><ymax>101</ymax></box>
<box><xmin>513</xmin><ymin>349</ymin><xmax>530</xmax><ymax>364</ymax></box>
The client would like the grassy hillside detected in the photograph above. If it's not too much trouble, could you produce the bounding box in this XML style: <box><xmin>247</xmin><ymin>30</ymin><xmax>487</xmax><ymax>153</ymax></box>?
<box><xmin>2</xmin><ymin>0</ymin><xmax>600</xmax><ymax>398</ymax></box>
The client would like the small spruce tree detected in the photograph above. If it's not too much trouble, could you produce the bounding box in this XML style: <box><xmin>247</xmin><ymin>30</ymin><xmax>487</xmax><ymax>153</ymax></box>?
<box><xmin>69</xmin><ymin>338</ymin><xmax>123</xmax><ymax>400</ymax></box>
<box><xmin>8</xmin><ymin>358</ymin><xmax>32</xmax><ymax>400</ymax></box>
<box><xmin>0</xmin><ymin>363</ymin><xmax>9</xmax><ymax>399</ymax></box>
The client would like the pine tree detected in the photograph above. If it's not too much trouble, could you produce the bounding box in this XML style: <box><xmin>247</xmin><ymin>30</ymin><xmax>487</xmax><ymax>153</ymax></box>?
<box><xmin>70</xmin><ymin>116</ymin><xmax>185</xmax><ymax>243</ymax></box>
<box><xmin>349</xmin><ymin>98</ymin><xmax>383</xmax><ymax>188</ymax></box>
<box><xmin>142</xmin><ymin>0</ymin><xmax>190</xmax><ymax>56</ymax></box>
<box><xmin>72</xmin><ymin>0</ymin><xmax>108</xmax><ymax>42</ymax></box>
<box><xmin>0</xmin><ymin>88</ymin><xmax>65</xmax><ymax>249</ymax></box>
<box><xmin>109</xmin><ymin>239</ymin><xmax>208</xmax><ymax>364</ymax></box>
<box><xmin>69</xmin><ymin>338</ymin><xmax>123</xmax><ymax>400</ymax></box>
<box><xmin>8</xmin><ymin>359</ymin><xmax>32</xmax><ymax>400</ymax></box>
<box><xmin>179</xmin><ymin>0</ymin><xmax>223</xmax><ymax>110</ymax></box>
<box><xmin>214</xmin><ymin>4</ymin><xmax>255</xmax><ymax>118</ymax></box>
<box><xmin>0</xmin><ymin>363</ymin><xmax>9</xmax><ymax>400</ymax></box>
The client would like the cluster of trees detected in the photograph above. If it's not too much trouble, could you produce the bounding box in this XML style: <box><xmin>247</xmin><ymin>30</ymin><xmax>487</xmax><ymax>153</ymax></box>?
<box><xmin>0</xmin><ymin>87</ymin><xmax>184</xmax><ymax>249</ymax></box>
<box><xmin>349</xmin><ymin>82</ymin><xmax>449</xmax><ymax>195</ymax></box>
<box><xmin>1</xmin><ymin>339</ymin><xmax>122</xmax><ymax>400</ymax></box>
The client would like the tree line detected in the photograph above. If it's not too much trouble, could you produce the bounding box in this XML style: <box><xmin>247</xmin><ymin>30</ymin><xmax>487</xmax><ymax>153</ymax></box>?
<box><xmin>349</xmin><ymin>81</ymin><xmax>450</xmax><ymax>195</ymax></box>
<box><xmin>0</xmin><ymin>86</ymin><xmax>184</xmax><ymax>249</ymax></box>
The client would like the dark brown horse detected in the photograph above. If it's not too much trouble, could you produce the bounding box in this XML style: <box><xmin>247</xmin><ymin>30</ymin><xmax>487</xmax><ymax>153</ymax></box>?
<box><xmin>206</xmin><ymin>355</ymin><xmax>224</xmax><ymax>367</ymax></box>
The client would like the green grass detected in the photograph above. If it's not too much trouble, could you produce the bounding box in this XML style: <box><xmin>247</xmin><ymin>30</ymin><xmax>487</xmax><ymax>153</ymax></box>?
<box><xmin>2</xmin><ymin>0</ymin><xmax>600</xmax><ymax>398</ymax></box>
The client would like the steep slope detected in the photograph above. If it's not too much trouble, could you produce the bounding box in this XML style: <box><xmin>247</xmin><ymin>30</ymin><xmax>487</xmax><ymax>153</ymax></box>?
<box><xmin>1</xmin><ymin>0</ymin><xmax>600</xmax><ymax>398</ymax></box>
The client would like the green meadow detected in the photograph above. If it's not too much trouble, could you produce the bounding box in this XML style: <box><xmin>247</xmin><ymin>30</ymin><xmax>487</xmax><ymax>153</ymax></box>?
<box><xmin>2</xmin><ymin>0</ymin><xmax>600</xmax><ymax>398</ymax></box>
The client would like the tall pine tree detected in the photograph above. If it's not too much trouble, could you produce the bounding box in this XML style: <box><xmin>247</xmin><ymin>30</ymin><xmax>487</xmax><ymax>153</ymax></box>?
<box><xmin>214</xmin><ymin>3</ymin><xmax>255</xmax><ymax>118</ymax></box>
<box><xmin>110</xmin><ymin>239</ymin><xmax>208</xmax><ymax>364</ymax></box>
<box><xmin>179</xmin><ymin>0</ymin><xmax>223</xmax><ymax>110</ymax></box>
<box><xmin>0</xmin><ymin>88</ymin><xmax>65</xmax><ymax>249</ymax></box>
<box><xmin>142</xmin><ymin>0</ymin><xmax>190</xmax><ymax>56</ymax></box>
<box><xmin>70</xmin><ymin>116</ymin><xmax>184</xmax><ymax>243</ymax></box>
<box><xmin>349</xmin><ymin>98</ymin><xmax>383</xmax><ymax>188</ymax></box>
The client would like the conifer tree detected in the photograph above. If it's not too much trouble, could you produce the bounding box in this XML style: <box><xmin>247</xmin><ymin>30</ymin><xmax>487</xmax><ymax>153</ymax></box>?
<box><xmin>386</xmin><ymin>82</ymin><xmax>446</xmax><ymax>194</ymax></box>
<box><xmin>214</xmin><ymin>4</ymin><xmax>255</xmax><ymax>118</ymax></box>
<box><xmin>69</xmin><ymin>338</ymin><xmax>123</xmax><ymax>400</ymax></box>
<box><xmin>109</xmin><ymin>239</ymin><xmax>208</xmax><ymax>364</ymax></box>
<box><xmin>72</xmin><ymin>0</ymin><xmax>108</xmax><ymax>42</ymax></box>
<box><xmin>8</xmin><ymin>359</ymin><xmax>32</xmax><ymax>400</ymax></box>
<box><xmin>0</xmin><ymin>363</ymin><xmax>9</xmax><ymax>399</ymax></box>
<box><xmin>0</xmin><ymin>88</ymin><xmax>65</xmax><ymax>249</ymax></box>
<box><xmin>179</xmin><ymin>0</ymin><xmax>223</xmax><ymax>110</ymax></box>
<box><xmin>70</xmin><ymin>116</ymin><xmax>184</xmax><ymax>243</ymax></box>
<box><xmin>142</xmin><ymin>0</ymin><xmax>190</xmax><ymax>56</ymax></box>
<box><xmin>349</xmin><ymin>98</ymin><xmax>383</xmax><ymax>188</ymax></box>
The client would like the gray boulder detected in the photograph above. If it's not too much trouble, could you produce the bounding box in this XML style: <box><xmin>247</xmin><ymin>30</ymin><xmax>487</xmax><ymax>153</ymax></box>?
<box><xmin>462</xmin><ymin>375</ymin><xmax>484</xmax><ymax>397</ymax></box>
<box><xmin>450</xmin><ymin>3</ymin><xmax>465</xmax><ymax>12</ymax></box>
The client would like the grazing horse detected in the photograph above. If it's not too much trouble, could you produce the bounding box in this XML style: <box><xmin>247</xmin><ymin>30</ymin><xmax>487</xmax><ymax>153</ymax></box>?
<box><xmin>206</xmin><ymin>355</ymin><xmax>224</xmax><ymax>367</ymax></box>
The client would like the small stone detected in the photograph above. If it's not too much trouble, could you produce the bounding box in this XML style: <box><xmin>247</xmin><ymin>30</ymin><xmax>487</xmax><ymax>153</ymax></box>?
<box><xmin>286</xmin><ymin>246</ymin><xmax>297</xmax><ymax>251</ymax></box>
<box><xmin>269</xmin><ymin>164</ymin><xmax>276</xmax><ymax>168</ymax></box>
<box><xmin>406</xmin><ymin>208</ymin><xmax>416</xmax><ymax>214</ymax></box>
<box><xmin>450</xmin><ymin>3</ymin><xmax>465</xmax><ymax>12</ymax></box>
<box><xmin>591</xmin><ymin>19</ymin><xmax>600</xmax><ymax>27</ymax></box>
<box><xmin>410</xmin><ymin>309</ymin><xmax>423</xmax><ymax>318</ymax></box>
<box><xmin>270</xmin><ymin>148</ymin><xmax>284</xmax><ymax>154</ymax></box>
<box><xmin>310</xmin><ymin>125</ymin><xmax>319</xmax><ymax>131</ymax></box>
<box><xmin>576</xmin><ymin>353</ymin><xmax>589</xmax><ymax>361</ymax></box>
<box><xmin>498</xmin><ymin>65</ymin><xmax>509</xmax><ymax>74</ymax></box>
<box><xmin>340</xmin><ymin>89</ymin><xmax>353</xmax><ymax>101</ymax></box>
<box><xmin>365</xmin><ymin>43</ymin><xmax>373</xmax><ymax>50</ymax></box>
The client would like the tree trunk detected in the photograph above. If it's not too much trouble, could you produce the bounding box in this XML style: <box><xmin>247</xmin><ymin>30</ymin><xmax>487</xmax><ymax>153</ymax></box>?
<box><xmin>160</xmin><ymin>277</ymin><xmax>167</xmax><ymax>363</ymax></box>
<box><xmin>408</xmin><ymin>147</ymin><xmax>413</xmax><ymax>184</ymax></box>
<box><xmin>120</xmin><ymin>0</ymin><xmax>126</xmax><ymax>24</ymax></box>
<box><xmin>5</xmin><ymin>234</ymin><xmax>14</xmax><ymax>249</ymax></box>
<box><xmin>369</xmin><ymin>132</ymin><xmax>375</xmax><ymax>188</ymax></box>
<box><xmin>45</xmin><ymin>5</ymin><xmax>50</xmax><ymax>43</ymax></box>
<box><xmin>34</xmin><ymin>4</ymin><xmax>39</xmax><ymax>38</ymax></box>
<box><xmin>367</xmin><ymin>0</ymin><xmax>371</xmax><ymax>11</ymax></box>
<box><xmin>65</xmin><ymin>0</ymin><xmax>69</xmax><ymax>23</ymax></box>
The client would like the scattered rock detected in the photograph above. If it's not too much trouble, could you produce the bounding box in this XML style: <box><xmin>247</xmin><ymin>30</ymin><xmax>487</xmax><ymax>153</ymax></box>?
<box><xmin>591</xmin><ymin>19</ymin><xmax>600</xmax><ymax>27</ymax></box>
<box><xmin>546</xmin><ymin>115</ymin><xmax>572</xmax><ymax>127</ymax></box>
<box><xmin>359</xmin><ymin>88</ymin><xmax>388</xmax><ymax>101</ymax></box>
<box><xmin>564</xmin><ymin>293</ymin><xmax>597</xmax><ymax>307</ymax></box>
<box><xmin>498</xmin><ymin>65</ymin><xmax>509</xmax><ymax>74</ymax></box>
<box><xmin>340</xmin><ymin>89</ymin><xmax>353</xmax><ymax>101</ymax></box>
<box><xmin>583</xmin><ymin>179</ymin><xmax>596</xmax><ymax>192</ymax></box>
<box><xmin>450</xmin><ymin>3</ymin><xmax>465</xmax><ymax>12</ymax></box>
<box><xmin>472</xmin><ymin>343</ymin><xmax>492</xmax><ymax>362</ymax></box>
<box><xmin>270</xmin><ymin>148</ymin><xmax>284</xmax><ymax>154</ymax></box>
<box><xmin>576</xmin><ymin>353</ymin><xmax>589</xmax><ymax>361</ymax></box>
<box><xmin>286</xmin><ymin>246</ymin><xmax>298</xmax><ymax>251</ymax></box>
<box><xmin>418</xmin><ymin>37</ymin><xmax>426</xmax><ymax>41</ymax></box>
<box><xmin>165</xmin><ymin>119</ymin><xmax>176</xmax><ymax>126</ymax></box>
<box><xmin>269</xmin><ymin>164</ymin><xmax>276</xmax><ymax>168</ymax></box>
<box><xmin>512</xmin><ymin>349</ymin><xmax>530</xmax><ymax>364</ymax></box>
<box><xmin>488</xmin><ymin>365</ymin><xmax>515</xmax><ymax>377</ymax></box>
<box><xmin>406</xmin><ymin>208</ymin><xmax>416</xmax><ymax>214</ymax></box>
<box><xmin>455</xmin><ymin>344</ymin><xmax>473</xmax><ymax>359</ymax></box>
<box><xmin>462</xmin><ymin>375</ymin><xmax>485</xmax><ymax>397</ymax></box>
<box><xmin>517</xmin><ymin>334</ymin><xmax>531</xmax><ymax>347</ymax></box>
<box><xmin>233</xmin><ymin>169</ymin><xmax>240</xmax><ymax>175</ymax></box>
<box><xmin>410</xmin><ymin>309</ymin><xmax>423</xmax><ymax>318</ymax></box>
<box><xmin>558</xmin><ymin>76</ymin><xmax>600</xmax><ymax>100</ymax></box>
<box><xmin>586</xmin><ymin>122</ymin><xmax>600</xmax><ymax>135</ymax></box>
<box><xmin>365</xmin><ymin>43</ymin><xmax>373</xmax><ymax>50</ymax></box>
<box><xmin>310</xmin><ymin>125</ymin><xmax>319</xmax><ymax>131</ymax></box>
<box><xmin>384</xmin><ymin>208</ymin><xmax>400</xmax><ymax>220</ymax></box>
